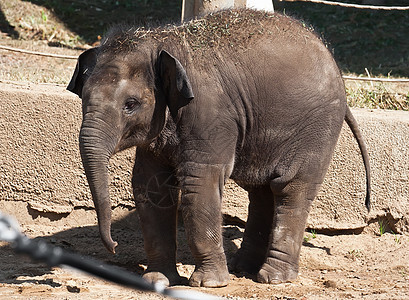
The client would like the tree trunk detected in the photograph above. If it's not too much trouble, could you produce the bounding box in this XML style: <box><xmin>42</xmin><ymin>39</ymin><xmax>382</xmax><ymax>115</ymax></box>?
<box><xmin>181</xmin><ymin>0</ymin><xmax>274</xmax><ymax>22</ymax></box>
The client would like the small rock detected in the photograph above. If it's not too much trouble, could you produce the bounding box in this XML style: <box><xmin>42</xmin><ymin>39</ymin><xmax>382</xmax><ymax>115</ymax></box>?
<box><xmin>66</xmin><ymin>280</ymin><xmax>80</xmax><ymax>293</ymax></box>
<box><xmin>323</xmin><ymin>279</ymin><xmax>337</xmax><ymax>288</ymax></box>
<box><xmin>67</xmin><ymin>285</ymin><xmax>80</xmax><ymax>293</ymax></box>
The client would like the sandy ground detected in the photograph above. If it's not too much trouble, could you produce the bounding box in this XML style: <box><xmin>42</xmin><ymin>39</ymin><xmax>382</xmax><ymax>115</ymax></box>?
<box><xmin>0</xmin><ymin>209</ymin><xmax>408</xmax><ymax>300</ymax></box>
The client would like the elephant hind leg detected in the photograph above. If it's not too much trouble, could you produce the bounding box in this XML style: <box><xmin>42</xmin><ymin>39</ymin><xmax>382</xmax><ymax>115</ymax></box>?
<box><xmin>230</xmin><ymin>185</ymin><xmax>275</xmax><ymax>275</ymax></box>
<box><xmin>257</xmin><ymin>180</ymin><xmax>320</xmax><ymax>284</ymax></box>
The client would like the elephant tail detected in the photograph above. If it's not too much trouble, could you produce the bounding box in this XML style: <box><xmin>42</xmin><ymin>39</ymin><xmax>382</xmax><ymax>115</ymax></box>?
<box><xmin>344</xmin><ymin>106</ymin><xmax>371</xmax><ymax>211</ymax></box>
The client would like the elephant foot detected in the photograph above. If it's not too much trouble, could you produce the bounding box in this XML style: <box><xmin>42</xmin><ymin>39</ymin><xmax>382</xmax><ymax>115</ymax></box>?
<box><xmin>143</xmin><ymin>269</ymin><xmax>182</xmax><ymax>287</ymax></box>
<box><xmin>256</xmin><ymin>258</ymin><xmax>299</xmax><ymax>284</ymax></box>
<box><xmin>230</xmin><ymin>250</ymin><xmax>263</xmax><ymax>275</ymax></box>
<box><xmin>189</xmin><ymin>263</ymin><xmax>230</xmax><ymax>287</ymax></box>
<box><xmin>230</xmin><ymin>253</ymin><xmax>262</xmax><ymax>275</ymax></box>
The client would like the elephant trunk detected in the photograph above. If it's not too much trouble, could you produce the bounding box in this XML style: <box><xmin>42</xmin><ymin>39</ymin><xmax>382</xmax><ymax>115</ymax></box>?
<box><xmin>79</xmin><ymin>119</ymin><xmax>119</xmax><ymax>254</ymax></box>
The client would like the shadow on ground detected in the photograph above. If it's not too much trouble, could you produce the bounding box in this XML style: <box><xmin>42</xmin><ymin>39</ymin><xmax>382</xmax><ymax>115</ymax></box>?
<box><xmin>0</xmin><ymin>209</ymin><xmax>245</xmax><ymax>287</ymax></box>
<box><xmin>0</xmin><ymin>3</ymin><xmax>18</xmax><ymax>38</ymax></box>
<box><xmin>283</xmin><ymin>1</ymin><xmax>409</xmax><ymax>77</ymax></box>
<box><xmin>22</xmin><ymin>0</ymin><xmax>181</xmax><ymax>43</ymax></box>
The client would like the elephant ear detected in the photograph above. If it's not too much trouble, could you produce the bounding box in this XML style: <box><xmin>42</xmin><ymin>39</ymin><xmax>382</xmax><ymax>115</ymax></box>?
<box><xmin>159</xmin><ymin>50</ymin><xmax>195</xmax><ymax>118</ymax></box>
<box><xmin>67</xmin><ymin>48</ymin><xmax>98</xmax><ymax>98</ymax></box>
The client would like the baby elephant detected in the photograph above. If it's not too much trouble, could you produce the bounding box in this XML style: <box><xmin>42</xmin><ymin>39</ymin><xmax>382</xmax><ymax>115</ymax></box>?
<box><xmin>67</xmin><ymin>9</ymin><xmax>370</xmax><ymax>287</ymax></box>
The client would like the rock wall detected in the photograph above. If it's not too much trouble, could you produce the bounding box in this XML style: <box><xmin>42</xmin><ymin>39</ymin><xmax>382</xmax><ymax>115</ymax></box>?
<box><xmin>0</xmin><ymin>82</ymin><xmax>408</xmax><ymax>233</ymax></box>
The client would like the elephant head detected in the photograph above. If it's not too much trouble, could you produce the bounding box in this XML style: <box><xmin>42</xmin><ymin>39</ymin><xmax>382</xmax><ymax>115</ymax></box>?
<box><xmin>67</xmin><ymin>47</ymin><xmax>194</xmax><ymax>253</ymax></box>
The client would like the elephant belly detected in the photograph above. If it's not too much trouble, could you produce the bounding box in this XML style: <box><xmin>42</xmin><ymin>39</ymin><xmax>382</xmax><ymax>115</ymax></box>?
<box><xmin>230</xmin><ymin>150</ymin><xmax>279</xmax><ymax>189</ymax></box>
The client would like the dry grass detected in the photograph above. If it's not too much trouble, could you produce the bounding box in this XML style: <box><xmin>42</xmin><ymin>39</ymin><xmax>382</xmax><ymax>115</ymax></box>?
<box><xmin>0</xmin><ymin>0</ymin><xmax>181</xmax><ymax>46</ymax></box>
<box><xmin>0</xmin><ymin>39</ymin><xmax>81</xmax><ymax>84</ymax></box>
<box><xmin>346</xmin><ymin>80</ymin><xmax>409</xmax><ymax>111</ymax></box>
<box><xmin>101</xmin><ymin>10</ymin><xmax>308</xmax><ymax>55</ymax></box>
<box><xmin>347</xmin><ymin>85</ymin><xmax>409</xmax><ymax>111</ymax></box>
<box><xmin>0</xmin><ymin>0</ymin><xmax>82</xmax><ymax>47</ymax></box>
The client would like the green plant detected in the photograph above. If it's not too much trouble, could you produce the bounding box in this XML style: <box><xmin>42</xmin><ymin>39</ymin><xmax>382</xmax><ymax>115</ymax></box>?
<box><xmin>378</xmin><ymin>220</ymin><xmax>385</xmax><ymax>236</ymax></box>
<box><xmin>311</xmin><ymin>230</ymin><xmax>317</xmax><ymax>239</ymax></box>
<box><xmin>41</xmin><ymin>10</ymin><xmax>47</xmax><ymax>23</ymax></box>
<box><xmin>304</xmin><ymin>230</ymin><xmax>317</xmax><ymax>243</ymax></box>
<box><xmin>346</xmin><ymin>249</ymin><xmax>361</xmax><ymax>260</ymax></box>
<box><xmin>393</xmin><ymin>233</ymin><xmax>401</xmax><ymax>245</ymax></box>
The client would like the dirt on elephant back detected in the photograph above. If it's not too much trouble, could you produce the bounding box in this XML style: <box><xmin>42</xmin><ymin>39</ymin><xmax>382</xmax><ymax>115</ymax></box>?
<box><xmin>0</xmin><ymin>207</ymin><xmax>408</xmax><ymax>300</ymax></box>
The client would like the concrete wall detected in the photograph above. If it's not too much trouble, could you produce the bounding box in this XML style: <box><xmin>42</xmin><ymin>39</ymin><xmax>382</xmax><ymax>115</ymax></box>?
<box><xmin>0</xmin><ymin>82</ymin><xmax>408</xmax><ymax>233</ymax></box>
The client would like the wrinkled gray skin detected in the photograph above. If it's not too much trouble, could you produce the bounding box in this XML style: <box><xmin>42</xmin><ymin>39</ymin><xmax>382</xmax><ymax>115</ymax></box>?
<box><xmin>67</xmin><ymin>10</ymin><xmax>370</xmax><ymax>288</ymax></box>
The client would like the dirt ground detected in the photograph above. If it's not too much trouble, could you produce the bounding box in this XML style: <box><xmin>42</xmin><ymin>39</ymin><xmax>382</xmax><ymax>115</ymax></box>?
<box><xmin>0</xmin><ymin>207</ymin><xmax>408</xmax><ymax>300</ymax></box>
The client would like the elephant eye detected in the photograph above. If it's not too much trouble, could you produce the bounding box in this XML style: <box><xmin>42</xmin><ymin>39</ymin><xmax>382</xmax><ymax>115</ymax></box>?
<box><xmin>123</xmin><ymin>98</ymin><xmax>141</xmax><ymax>113</ymax></box>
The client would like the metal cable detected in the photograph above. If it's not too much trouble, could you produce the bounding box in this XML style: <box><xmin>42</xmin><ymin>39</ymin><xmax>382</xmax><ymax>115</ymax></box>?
<box><xmin>284</xmin><ymin>0</ymin><xmax>409</xmax><ymax>10</ymax></box>
<box><xmin>0</xmin><ymin>211</ymin><xmax>221</xmax><ymax>300</ymax></box>
<box><xmin>342</xmin><ymin>76</ymin><xmax>409</xmax><ymax>83</ymax></box>
<box><xmin>1</xmin><ymin>44</ymin><xmax>408</xmax><ymax>83</ymax></box>
<box><xmin>0</xmin><ymin>45</ymin><xmax>78</xmax><ymax>59</ymax></box>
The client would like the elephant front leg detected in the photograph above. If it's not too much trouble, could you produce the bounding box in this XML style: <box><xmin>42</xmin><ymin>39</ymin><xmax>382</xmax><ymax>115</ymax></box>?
<box><xmin>257</xmin><ymin>181</ymin><xmax>320</xmax><ymax>284</ymax></box>
<box><xmin>179</xmin><ymin>163</ymin><xmax>230</xmax><ymax>287</ymax></box>
<box><xmin>133</xmin><ymin>160</ymin><xmax>181</xmax><ymax>286</ymax></box>
<box><xmin>137</xmin><ymin>201</ymin><xmax>180</xmax><ymax>286</ymax></box>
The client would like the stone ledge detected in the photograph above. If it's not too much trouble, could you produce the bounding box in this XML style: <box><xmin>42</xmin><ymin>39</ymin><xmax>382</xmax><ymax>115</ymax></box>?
<box><xmin>0</xmin><ymin>82</ymin><xmax>408</xmax><ymax>233</ymax></box>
